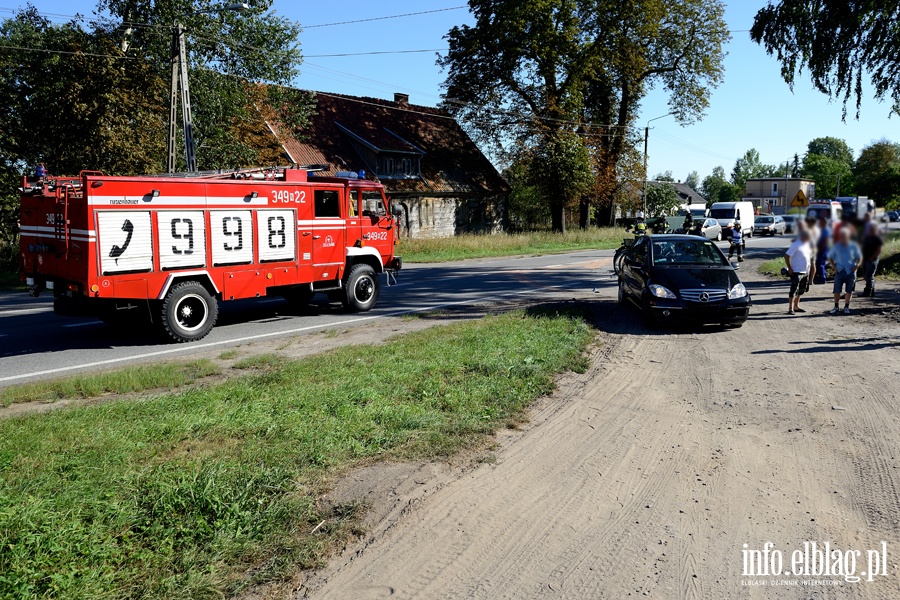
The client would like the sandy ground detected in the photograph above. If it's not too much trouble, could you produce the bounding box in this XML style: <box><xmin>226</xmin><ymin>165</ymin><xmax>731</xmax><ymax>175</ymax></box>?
<box><xmin>299</xmin><ymin>263</ymin><xmax>900</xmax><ymax>599</ymax></box>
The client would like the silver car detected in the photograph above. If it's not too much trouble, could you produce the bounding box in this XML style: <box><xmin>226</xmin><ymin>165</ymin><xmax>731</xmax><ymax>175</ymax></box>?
<box><xmin>753</xmin><ymin>215</ymin><xmax>786</xmax><ymax>236</ymax></box>
<box><xmin>689</xmin><ymin>218</ymin><xmax>723</xmax><ymax>241</ymax></box>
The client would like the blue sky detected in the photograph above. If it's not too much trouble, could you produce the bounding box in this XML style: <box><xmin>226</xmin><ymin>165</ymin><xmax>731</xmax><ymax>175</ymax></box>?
<box><xmin>5</xmin><ymin>1</ymin><xmax>897</xmax><ymax>183</ymax></box>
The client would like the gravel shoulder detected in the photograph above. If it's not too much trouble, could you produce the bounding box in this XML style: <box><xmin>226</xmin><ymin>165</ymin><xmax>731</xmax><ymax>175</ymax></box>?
<box><xmin>300</xmin><ymin>259</ymin><xmax>900</xmax><ymax>599</ymax></box>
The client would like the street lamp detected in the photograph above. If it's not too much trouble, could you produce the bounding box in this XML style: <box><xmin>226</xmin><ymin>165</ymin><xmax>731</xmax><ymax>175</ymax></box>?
<box><xmin>641</xmin><ymin>112</ymin><xmax>675</xmax><ymax>215</ymax></box>
<box><xmin>167</xmin><ymin>3</ymin><xmax>250</xmax><ymax>174</ymax></box>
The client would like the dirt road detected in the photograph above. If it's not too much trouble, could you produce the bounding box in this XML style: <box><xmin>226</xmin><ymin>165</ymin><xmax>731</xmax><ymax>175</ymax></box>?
<box><xmin>301</xmin><ymin>264</ymin><xmax>900</xmax><ymax>599</ymax></box>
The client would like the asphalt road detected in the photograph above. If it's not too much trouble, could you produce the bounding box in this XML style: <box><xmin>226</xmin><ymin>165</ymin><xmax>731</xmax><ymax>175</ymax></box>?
<box><xmin>0</xmin><ymin>231</ymin><xmax>841</xmax><ymax>386</ymax></box>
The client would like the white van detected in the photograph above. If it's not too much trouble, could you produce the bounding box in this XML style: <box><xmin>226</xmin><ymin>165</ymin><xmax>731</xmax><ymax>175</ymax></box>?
<box><xmin>807</xmin><ymin>201</ymin><xmax>843</xmax><ymax>225</ymax></box>
<box><xmin>709</xmin><ymin>202</ymin><xmax>755</xmax><ymax>236</ymax></box>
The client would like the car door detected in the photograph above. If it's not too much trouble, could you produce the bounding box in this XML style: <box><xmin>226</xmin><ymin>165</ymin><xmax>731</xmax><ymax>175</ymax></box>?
<box><xmin>623</xmin><ymin>237</ymin><xmax>650</xmax><ymax>297</ymax></box>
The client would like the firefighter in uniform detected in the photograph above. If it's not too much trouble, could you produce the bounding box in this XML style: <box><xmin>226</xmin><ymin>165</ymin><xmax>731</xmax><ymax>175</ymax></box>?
<box><xmin>727</xmin><ymin>221</ymin><xmax>744</xmax><ymax>262</ymax></box>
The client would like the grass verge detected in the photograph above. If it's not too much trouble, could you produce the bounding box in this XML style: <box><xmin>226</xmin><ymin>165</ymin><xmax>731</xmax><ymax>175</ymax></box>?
<box><xmin>0</xmin><ymin>269</ymin><xmax>23</xmax><ymax>291</ymax></box>
<box><xmin>0</xmin><ymin>310</ymin><xmax>593</xmax><ymax>599</ymax></box>
<box><xmin>759</xmin><ymin>257</ymin><xmax>787</xmax><ymax>278</ymax></box>
<box><xmin>400</xmin><ymin>228</ymin><xmax>627</xmax><ymax>263</ymax></box>
<box><xmin>0</xmin><ymin>360</ymin><xmax>221</xmax><ymax>407</ymax></box>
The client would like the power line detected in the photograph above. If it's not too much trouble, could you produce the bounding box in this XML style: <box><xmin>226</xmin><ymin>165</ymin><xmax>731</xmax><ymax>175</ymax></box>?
<box><xmin>306</xmin><ymin>48</ymin><xmax>445</xmax><ymax>58</ymax></box>
<box><xmin>304</xmin><ymin>6</ymin><xmax>467</xmax><ymax>29</ymax></box>
<box><xmin>0</xmin><ymin>43</ymin><xmax>136</xmax><ymax>59</ymax></box>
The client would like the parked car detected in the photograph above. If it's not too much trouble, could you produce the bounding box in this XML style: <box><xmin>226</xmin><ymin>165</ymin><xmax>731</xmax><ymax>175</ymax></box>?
<box><xmin>617</xmin><ymin>234</ymin><xmax>751</xmax><ymax>327</ymax></box>
<box><xmin>880</xmin><ymin>211</ymin><xmax>900</xmax><ymax>223</ymax></box>
<box><xmin>753</xmin><ymin>215</ymin><xmax>786</xmax><ymax>236</ymax></box>
<box><xmin>689</xmin><ymin>218</ymin><xmax>723</xmax><ymax>240</ymax></box>
<box><xmin>781</xmin><ymin>214</ymin><xmax>800</xmax><ymax>233</ymax></box>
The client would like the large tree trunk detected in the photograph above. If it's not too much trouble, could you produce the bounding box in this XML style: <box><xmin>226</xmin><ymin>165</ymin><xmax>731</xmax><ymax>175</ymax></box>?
<box><xmin>595</xmin><ymin>202</ymin><xmax>615</xmax><ymax>227</ymax></box>
<box><xmin>578</xmin><ymin>199</ymin><xmax>591</xmax><ymax>229</ymax></box>
<box><xmin>551</xmin><ymin>202</ymin><xmax>566</xmax><ymax>233</ymax></box>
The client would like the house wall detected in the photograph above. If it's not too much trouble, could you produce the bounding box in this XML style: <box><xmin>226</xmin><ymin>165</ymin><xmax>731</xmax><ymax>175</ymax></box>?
<box><xmin>394</xmin><ymin>196</ymin><xmax>508</xmax><ymax>239</ymax></box>
<box><xmin>743</xmin><ymin>179</ymin><xmax>816</xmax><ymax>211</ymax></box>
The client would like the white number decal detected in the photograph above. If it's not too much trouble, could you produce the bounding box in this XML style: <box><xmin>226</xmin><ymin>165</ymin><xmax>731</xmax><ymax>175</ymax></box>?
<box><xmin>270</xmin><ymin>189</ymin><xmax>306</xmax><ymax>204</ymax></box>
<box><xmin>211</xmin><ymin>210</ymin><xmax>253</xmax><ymax>266</ymax></box>
<box><xmin>364</xmin><ymin>232</ymin><xmax>388</xmax><ymax>241</ymax></box>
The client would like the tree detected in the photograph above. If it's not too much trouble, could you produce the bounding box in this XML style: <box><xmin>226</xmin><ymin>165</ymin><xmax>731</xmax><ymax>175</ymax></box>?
<box><xmin>645</xmin><ymin>182</ymin><xmax>680</xmax><ymax>216</ymax></box>
<box><xmin>684</xmin><ymin>170</ymin><xmax>700</xmax><ymax>190</ymax></box>
<box><xmin>800</xmin><ymin>137</ymin><xmax>856</xmax><ymax>198</ymax></box>
<box><xmin>654</xmin><ymin>171</ymin><xmax>675</xmax><ymax>182</ymax></box>
<box><xmin>529</xmin><ymin>131</ymin><xmax>594</xmax><ymax>232</ymax></box>
<box><xmin>801</xmin><ymin>154</ymin><xmax>853</xmax><ymax>199</ymax></box>
<box><xmin>751</xmin><ymin>1</ymin><xmax>900</xmax><ymax>118</ymax></box>
<box><xmin>806</xmin><ymin>137</ymin><xmax>854</xmax><ymax>164</ymax></box>
<box><xmin>440</xmin><ymin>0</ymin><xmax>729</xmax><ymax>231</ymax></box>
<box><xmin>0</xmin><ymin>1</ymin><xmax>310</xmax><ymax>176</ymax></box>
<box><xmin>702</xmin><ymin>165</ymin><xmax>740</xmax><ymax>205</ymax></box>
<box><xmin>854</xmin><ymin>140</ymin><xmax>900</xmax><ymax>205</ymax></box>
<box><xmin>731</xmin><ymin>148</ymin><xmax>776</xmax><ymax>189</ymax></box>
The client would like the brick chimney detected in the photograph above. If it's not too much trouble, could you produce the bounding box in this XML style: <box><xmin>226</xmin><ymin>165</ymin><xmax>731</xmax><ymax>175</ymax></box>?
<box><xmin>394</xmin><ymin>93</ymin><xmax>410</xmax><ymax>106</ymax></box>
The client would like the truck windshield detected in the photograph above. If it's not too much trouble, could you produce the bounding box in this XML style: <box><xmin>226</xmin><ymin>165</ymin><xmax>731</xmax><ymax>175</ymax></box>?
<box><xmin>709</xmin><ymin>208</ymin><xmax>736</xmax><ymax>220</ymax></box>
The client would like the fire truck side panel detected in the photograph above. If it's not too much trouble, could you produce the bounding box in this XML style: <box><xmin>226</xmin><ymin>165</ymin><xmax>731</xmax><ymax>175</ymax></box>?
<box><xmin>20</xmin><ymin>171</ymin><xmax>401</xmax><ymax>340</ymax></box>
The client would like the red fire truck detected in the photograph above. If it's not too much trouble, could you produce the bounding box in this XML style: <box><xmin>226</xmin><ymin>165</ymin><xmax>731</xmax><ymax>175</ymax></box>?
<box><xmin>19</xmin><ymin>167</ymin><xmax>402</xmax><ymax>342</ymax></box>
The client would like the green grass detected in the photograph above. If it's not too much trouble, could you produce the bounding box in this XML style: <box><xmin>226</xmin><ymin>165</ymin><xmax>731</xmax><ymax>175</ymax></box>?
<box><xmin>0</xmin><ymin>310</ymin><xmax>593</xmax><ymax>599</ymax></box>
<box><xmin>400</xmin><ymin>228</ymin><xmax>627</xmax><ymax>263</ymax></box>
<box><xmin>0</xmin><ymin>360</ymin><xmax>221</xmax><ymax>407</ymax></box>
<box><xmin>877</xmin><ymin>232</ymin><xmax>900</xmax><ymax>279</ymax></box>
<box><xmin>759</xmin><ymin>257</ymin><xmax>787</xmax><ymax>278</ymax></box>
<box><xmin>0</xmin><ymin>269</ymin><xmax>23</xmax><ymax>291</ymax></box>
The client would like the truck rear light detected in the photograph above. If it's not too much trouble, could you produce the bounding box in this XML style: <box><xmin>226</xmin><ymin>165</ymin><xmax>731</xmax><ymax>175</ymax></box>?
<box><xmin>67</xmin><ymin>283</ymin><xmax>80</xmax><ymax>293</ymax></box>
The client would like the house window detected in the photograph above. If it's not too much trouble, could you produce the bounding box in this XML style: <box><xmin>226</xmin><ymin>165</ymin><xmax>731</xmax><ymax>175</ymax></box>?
<box><xmin>772</xmin><ymin>182</ymin><xmax>779</xmax><ymax>194</ymax></box>
<box><xmin>382</xmin><ymin>157</ymin><xmax>394</xmax><ymax>176</ymax></box>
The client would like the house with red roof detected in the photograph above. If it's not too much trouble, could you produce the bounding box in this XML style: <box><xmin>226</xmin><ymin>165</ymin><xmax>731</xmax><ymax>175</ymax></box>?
<box><xmin>269</xmin><ymin>91</ymin><xmax>509</xmax><ymax>238</ymax></box>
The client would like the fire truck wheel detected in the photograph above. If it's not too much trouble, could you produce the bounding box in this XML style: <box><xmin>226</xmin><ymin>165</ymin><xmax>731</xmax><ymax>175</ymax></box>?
<box><xmin>343</xmin><ymin>264</ymin><xmax>380</xmax><ymax>312</ymax></box>
<box><xmin>160</xmin><ymin>281</ymin><xmax>218</xmax><ymax>343</ymax></box>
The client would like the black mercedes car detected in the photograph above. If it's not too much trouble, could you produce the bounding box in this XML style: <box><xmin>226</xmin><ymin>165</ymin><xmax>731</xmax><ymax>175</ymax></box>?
<box><xmin>618</xmin><ymin>234</ymin><xmax>751</xmax><ymax>327</ymax></box>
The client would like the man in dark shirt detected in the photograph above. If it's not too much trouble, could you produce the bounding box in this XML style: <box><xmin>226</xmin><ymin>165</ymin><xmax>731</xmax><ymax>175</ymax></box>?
<box><xmin>861</xmin><ymin>224</ymin><xmax>884</xmax><ymax>297</ymax></box>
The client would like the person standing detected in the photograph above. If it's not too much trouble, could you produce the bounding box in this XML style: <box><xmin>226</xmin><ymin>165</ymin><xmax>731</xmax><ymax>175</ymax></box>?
<box><xmin>727</xmin><ymin>221</ymin><xmax>743</xmax><ymax>262</ymax></box>
<box><xmin>785</xmin><ymin>227</ymin><xmax>813</xmax><ymax>315</ymax></box>
<box><xmin>861</xmin><ymin>224</ymin><xmax>884</xmax><ymax>297</ymax></box>
<box><xmin>828</xmin><ymin>228</ymin><xmax>863</xmax><ymax>315</ymax></box>
<box><xmin>805</xmin><ymin>217</ymin><xmax>820</xmax><ymax>292</ymax></box>
<box><xmin>814</xmin><ymin>216</ymin><xmax>831</xmax><ymax>284</ymax></box>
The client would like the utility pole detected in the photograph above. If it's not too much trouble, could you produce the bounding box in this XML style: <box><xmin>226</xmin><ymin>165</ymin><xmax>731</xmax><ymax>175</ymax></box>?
<box><xmin>167</xmin><ymin>3</ymin><xmax>249</xmax><ymax>174</ymax></box>
<box><xmin>641</xmin><ymin>113</ymin><xmax>674</xmax><ymax>215</ymax></box>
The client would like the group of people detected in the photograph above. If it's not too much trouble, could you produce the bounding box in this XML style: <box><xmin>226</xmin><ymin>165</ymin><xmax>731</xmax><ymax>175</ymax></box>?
<box><xmin>784</xmin><ymin>213</ymin><xmax>884</xmax><ymax>316</ymax></box>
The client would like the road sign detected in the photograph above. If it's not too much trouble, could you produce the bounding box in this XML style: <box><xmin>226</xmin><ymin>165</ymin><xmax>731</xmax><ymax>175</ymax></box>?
<box><xmin>790</xmin><ymin>189</ymin><xmax>809</xmax><ymax>208</ymax></box>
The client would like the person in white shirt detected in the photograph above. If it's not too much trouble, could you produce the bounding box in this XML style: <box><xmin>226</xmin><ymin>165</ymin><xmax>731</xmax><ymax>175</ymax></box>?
<box><xmin>784</xmin><ymin>226</ymin><xmax>813</xmax><ymax>315</ymax></box>
<box><xmin>805</xmin><ymin>217</ymin><xmax>820</xmax><ymax>292</ymax></box>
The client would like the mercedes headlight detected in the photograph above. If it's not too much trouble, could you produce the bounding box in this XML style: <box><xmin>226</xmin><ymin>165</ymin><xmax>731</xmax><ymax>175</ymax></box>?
<box><xmin>650</xmin><ymin>284</ymin><xmax>677</xmax><ymax>299</ymax></box>
<box><xmin>728</xmin><ymin>283</ymin><xmax>748</xmax><ymax>299</ymax></box>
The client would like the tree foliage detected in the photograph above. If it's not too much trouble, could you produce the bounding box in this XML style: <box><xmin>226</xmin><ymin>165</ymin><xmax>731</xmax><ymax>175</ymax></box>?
<box><xmin>439</xmin><ymin>0</ymin><xmax>729</xmax><ymax>231</ymax></box>
<box><xmin>701</xmin><ymin>165</ymin><xmax>740</xmax><ymax>205</ymax></box>
<box><xmin>853</xmin><ymin>140</ymin><xmax>900</xmax><ymax>205</ymax></box>
<box><xmin>800</xmin><ymin>137</ymin><xmax>856</xmax><ymax>198</ymax></box>
<box><xmin>684</xmin><ymin>170</ymin><xmax>700</xmax><ymax>190</ymax></box>
<box><xmin>0</xmin><ymin>1</ymin><xmax>310</xmax><ymax>175</ymax></box>
<box><xmin>730</xmin><ymin>148</ymin><xmax>777</xmax><ymax>189</ymax></box>
<box><xmin>751</xmin><ymin>1</ymin><xmax>900</xmax><ymax>117</ymax></box>
<box><xmin>645</xmin><ymin>182</ymin><xmax>680</xmax><ymax>217</ymax></box>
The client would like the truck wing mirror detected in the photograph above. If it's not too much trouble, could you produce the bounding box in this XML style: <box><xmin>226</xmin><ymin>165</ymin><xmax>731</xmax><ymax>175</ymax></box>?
<box><xmin>391</xmin><ymin>203</ymin><xmax>403</xmax><ymax>217</ymax></box>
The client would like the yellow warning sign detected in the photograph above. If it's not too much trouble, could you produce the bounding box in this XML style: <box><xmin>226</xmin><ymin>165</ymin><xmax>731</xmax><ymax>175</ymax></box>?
<box><xmin>790</xmin><ymin>189</ymin><xmax>809</xmax><ymax>207</ymax></box>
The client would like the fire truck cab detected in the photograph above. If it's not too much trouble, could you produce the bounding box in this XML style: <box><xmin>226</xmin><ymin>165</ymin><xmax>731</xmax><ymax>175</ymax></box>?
<box><xmin>19</xmin><ymin>168</ymin><xmax>402</xmax><ymax>342</ymax></box>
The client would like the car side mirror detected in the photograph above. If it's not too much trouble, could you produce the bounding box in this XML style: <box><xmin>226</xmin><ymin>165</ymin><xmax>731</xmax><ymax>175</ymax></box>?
<box><xmin>731</xmin><ymin>262</ymin><xmax>740</xmax><ymax>270</ymax></box>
